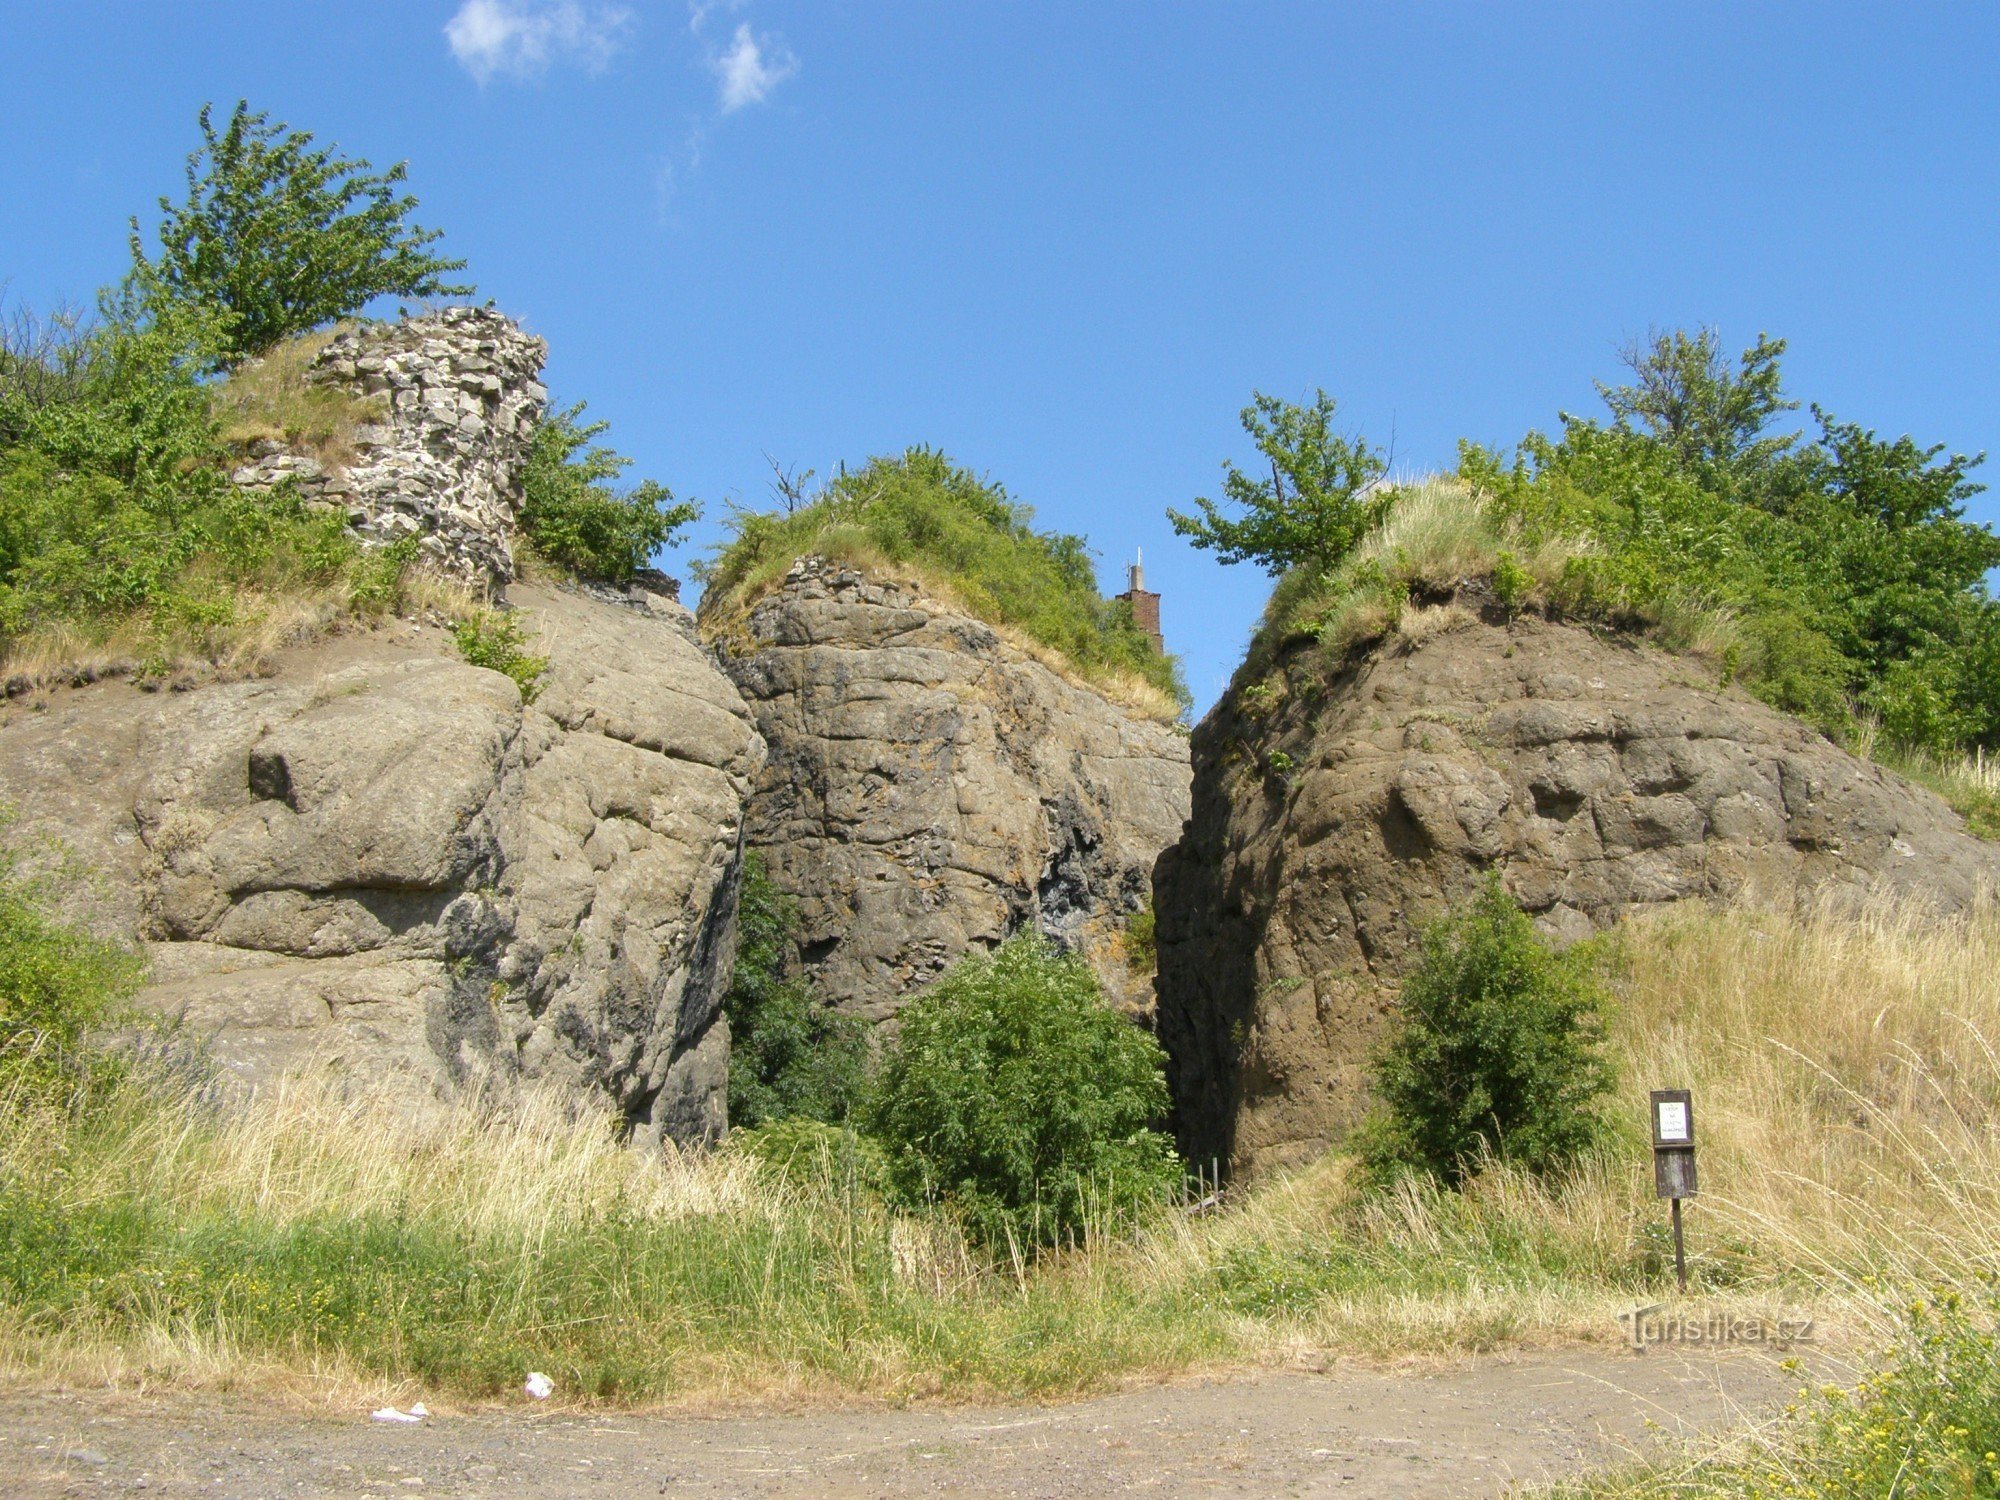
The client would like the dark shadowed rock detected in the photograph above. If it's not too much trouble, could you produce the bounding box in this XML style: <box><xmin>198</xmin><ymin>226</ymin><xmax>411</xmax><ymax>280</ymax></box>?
<box><xmin>1155</xmin><ymin>597</ymin><xmax>2000</xmax><ymax>1179</ymax></box>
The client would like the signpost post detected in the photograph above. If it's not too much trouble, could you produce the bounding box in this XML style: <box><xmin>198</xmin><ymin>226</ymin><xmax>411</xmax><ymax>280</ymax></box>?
<box><xmin>1650</xmin><ymin>1089</ymin><xmax>1696</xmax><ymax>1292</ymax></box>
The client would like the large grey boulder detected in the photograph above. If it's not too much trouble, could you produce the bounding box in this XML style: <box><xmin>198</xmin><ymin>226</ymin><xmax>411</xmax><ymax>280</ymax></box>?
<box><xmin>1155</xmin><ymin>596</ymin><xmax>2000</xmax><ymax>1180</ymax></box>
<box><xmin>0</xmin><ymin>582</ymin><xmax>764</xmax><ymax>1144</ymax></box>
<box><xmin>711</xmin><ymin>557</ymin><xmax>1191</xmax><ymax>1021</ymax></box>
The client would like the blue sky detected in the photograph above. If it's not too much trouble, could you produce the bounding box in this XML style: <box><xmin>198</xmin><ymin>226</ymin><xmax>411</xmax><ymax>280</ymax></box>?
<box><xmin>3</xmin><ymin>2</ymin><xmax>1996</xmax><ymax>713</ymax></box>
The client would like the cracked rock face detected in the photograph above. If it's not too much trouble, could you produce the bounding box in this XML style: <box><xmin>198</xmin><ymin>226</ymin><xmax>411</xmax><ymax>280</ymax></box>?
<box><xmin>0</xmin><ymin>583</ymin><xmax>763</xmax><ymax>1144</ymax></box>
<box><xmin>713</xmin><ymin>558</ymin><xmax>1192</xmax><ymax>1021</ymax></box>
<box><xmin>1154</xmin><ymin>602</ymin><xmax>2000</xmax><ymax>1180</ymax></box>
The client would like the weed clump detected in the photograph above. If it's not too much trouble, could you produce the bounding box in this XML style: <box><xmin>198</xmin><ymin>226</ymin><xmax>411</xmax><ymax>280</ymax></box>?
<box><xmin>518</xmin><ymin>403</ymin><xmax>697</xmax><ymax>584</ymax></box>
<box><xmin>0</xmin><ymin>840</ymin><xmax>143</xmax><ymax>1101</ymax></box>
<box><xmin>451</xmin><ymin>610</ymin><xmax>545</xmax><ymax>700</ymax></box>
<box><xmin>722</xmin><ymin>852</ymin><xmax>869</xmax><ymax>1129</ymax></box>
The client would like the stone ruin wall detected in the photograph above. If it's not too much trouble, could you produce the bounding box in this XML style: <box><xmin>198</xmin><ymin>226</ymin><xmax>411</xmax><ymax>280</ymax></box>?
<box><xmin>230</xmin><ymin>307</ymin><xmax>548</xmax><ymax>587</ymax></box>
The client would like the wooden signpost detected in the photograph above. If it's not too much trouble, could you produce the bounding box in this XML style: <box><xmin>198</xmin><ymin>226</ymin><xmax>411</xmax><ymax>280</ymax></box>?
<box><xmin>1650</xmin><ymin>1088</ymin><xmax>1696</xmax><ymax>1291</ymax></box>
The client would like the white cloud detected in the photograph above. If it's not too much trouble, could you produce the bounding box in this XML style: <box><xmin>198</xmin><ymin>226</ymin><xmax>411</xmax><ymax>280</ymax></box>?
<box><xmin>445</xmin><ymin>0</ymin><xmax>634</xmax><ymax>84</ymax></box>
<box><xmin>685</xmin><ymin>0</ymin><xmax>743</xmax><ymax>36</ymax></box>
<box><xmin>711</xmin><ymin>22</ymin><xmax>796</xmax><ymax>112</ymax></box>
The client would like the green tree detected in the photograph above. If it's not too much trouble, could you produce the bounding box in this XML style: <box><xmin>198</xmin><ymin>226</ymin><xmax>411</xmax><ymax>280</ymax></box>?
<box><xmin>518</xmin><ymin>403</ymin><xmax>699</xmax><ymax>583</ymax></box>
<box><xmin>1168</xmin><ymin>390</ymin><xmax>1386</xmax><ymax>574</ymax></box>
<box><xmin>1362</xmin><ymin>877</ymin><xmax>1615</xmax><ymax>1187</ymax></box>
<box><xmin>1464</xmin><ymin>327</ymin><xmax>1999</xmax><ymax>755</ymax></box>
<box><xmin>130</xmin><ymin>102</ymin><xmax>471</xmax><ymax>361</ymax></box>
<box><xmin>865</xmin><ymin>934</ymin><xmax>1180</xmax><ymax>1248</ymax></box>
<box><xmin>723</xmin><ymin>854</ymin><xmax>868</xmax><ymax>1129</ymax></box>
<box><xmin>1596</xmin><ymin>327</ymin><xmax>1798</xmax><ymax>485</ymax></box>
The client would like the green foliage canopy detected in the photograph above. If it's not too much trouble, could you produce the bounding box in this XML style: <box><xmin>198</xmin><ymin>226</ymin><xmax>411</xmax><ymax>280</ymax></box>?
<box><xmin>865</xmin><ymin>935</ymin><xmax>1180</xmax><ymax>1248</ymax></box>
<box><xmin>130</xmin><ymin>102</ymin><xmax>471</xmax><ymax>362</ymax></box>
<box><xmin>518</xmin><ymin>403</ymin><xmax>698</xmax><ymax>584</ymax></box>
<box><xmin>1169</xmin><ymin>390</ymin><xmax>1387</xmax><ymax>575</ymax></box>
<box><xmin>0</xmin><ymin>298</ymin><xmax>390</xmax><ymax>656</ymax></box>
<box><xmin>1463</xmin><ymin>329</ymin><xmax>1999</xmax><ymax>752</ymax></box>
<box><xmin>1595</xmin><ymin>327</ymin><xmax>1798</xmax><ymax>486</ymax></box>
<box><xmin>1363</xmin><ymin>877</ymin><xmax>1615</xmax><ymax>1187</ymax></box>
<box><xmin>722</xmin><ymin>853</ymin><xmax>869</xmax><ymax>1129</ymax></box>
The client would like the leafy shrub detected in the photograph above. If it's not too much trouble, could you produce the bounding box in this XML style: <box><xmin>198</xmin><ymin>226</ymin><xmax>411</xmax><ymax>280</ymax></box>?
<box><xmin>1491</xmin><ymin>549</ymin><xmax>1531</xmax><ymax>611</ymax></box>
<box><xmin>732</xmin><ymin>1116</ymin><xmax>889</xmax><ymax>1197</ymax></box>
<box><xmin>722</xmin><ymin>853</ymin><xmax>869</xmax><ymax>1128</ymax></box>
<box><xmin>1361</xmin><ymin>876</ymin><xmax>1615</xmax><ymax>1187</ymax></box>
<box><xmin>1459</xmin><ymin>329</ymin><xmax>2000</xmax><ymax>755</ymax></box>
<box><xmin>451</xmin><ymin>611</ymin><xmax>545</xmax><ymax>700</ymax></box>
<box><xmin>0</xmin><ymin>98</ymin><xmax>473</xmax><ymax>677</ymax></box>
<box><xmin>0</xmin><ymin>301</ymin><xmax>422</xmax><ymax>677</ymax></box>
<box><xmin>519</xmin><ymin>403</ymin><xmax>697</xmax><ymax>584</ymax></box>
<box><xmin>700</xmin><ymin>447</ymin><xmax>1187</xmax><ymax>713</ymax></box>
<box><xmin>0</xmin><ymin>842</ymin><xmax>144</xmax><ymax>1100</ymax></box>
<box><xmin>865</xmin><ymin>934</ymin><xmax>1180</xmax><ymax>1249</ymax></box>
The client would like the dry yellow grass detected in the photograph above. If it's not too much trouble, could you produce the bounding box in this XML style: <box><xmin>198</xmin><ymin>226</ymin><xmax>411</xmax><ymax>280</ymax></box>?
<box><xmin>1248</xmin><ymin>477</ymin><xmax>1595</xmax><ymax>669</ymax></box>
<box><xmin>0</xmin><ymin>563</ymin><xmax>483</xmax><ymax>698</ymax></box>
<box><xmin>210</xmin><ymin>324</ymin><xmax>384</xmax><ymax>470</ymax></box>
<box><xmin>3</xmin><ymin>892</ymin><xmax>1995</xmax><ymax>1404</ymax></box>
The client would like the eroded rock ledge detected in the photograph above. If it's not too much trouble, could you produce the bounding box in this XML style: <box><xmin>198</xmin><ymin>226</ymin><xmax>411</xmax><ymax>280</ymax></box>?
<box><xmin>1155</xmin><ymin>597</ymin><xmax>2000</xmax><ymax>1179</ymax></box>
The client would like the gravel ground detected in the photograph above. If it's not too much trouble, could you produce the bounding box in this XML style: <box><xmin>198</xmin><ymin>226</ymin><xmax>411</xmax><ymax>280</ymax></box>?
<box><xmin>0</xmin><ymin>1345</ymin><xmax>1821</xmax><ymax>1499</ymax></box>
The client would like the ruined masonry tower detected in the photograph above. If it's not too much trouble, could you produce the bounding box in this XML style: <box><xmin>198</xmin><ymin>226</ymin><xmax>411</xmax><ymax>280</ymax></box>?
<box><xmin>1116</xmin><ymin>553</ymin><xmax>1164</xmax><ymax>654</ymax></box>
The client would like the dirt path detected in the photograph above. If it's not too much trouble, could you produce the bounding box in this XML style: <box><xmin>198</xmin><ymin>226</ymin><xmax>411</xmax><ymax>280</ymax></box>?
<box><xmin>2</xmin><ymin>1348</ymin><xmax>1813</xmax><ymax>1499</ymax></box>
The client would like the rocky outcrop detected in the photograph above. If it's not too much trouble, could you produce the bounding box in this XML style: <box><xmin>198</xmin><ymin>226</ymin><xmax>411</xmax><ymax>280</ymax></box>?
<box><xmin>1155</xmin><ymin>596</ymin><xmax>2000</xmax><ymax>1179</ymax></box>
<box><xmin>230</xmin><ymin>308</ymin><xmax>547</xmax><ymax>586</ymax></box>
<box><xmin>0</xmin><ymin>581</ymin><xmax>763</xmax><ymax>1143</ymax></box>
<box><xmin>6</xmin><ymin>305</ymin><xmax>761</xmax><ymax>1143</ymax></box>
<box><xmin>712</xmin><ymin>558</ymin><xmax>1191</xmax><ymax>1021</ymax></box>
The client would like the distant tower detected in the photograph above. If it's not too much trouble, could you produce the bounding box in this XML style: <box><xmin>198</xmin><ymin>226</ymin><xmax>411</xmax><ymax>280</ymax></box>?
<box><xmin>1116</xmin><ymin>548</ymin><xmax>1164</xmax><ymax>654</ymax></box>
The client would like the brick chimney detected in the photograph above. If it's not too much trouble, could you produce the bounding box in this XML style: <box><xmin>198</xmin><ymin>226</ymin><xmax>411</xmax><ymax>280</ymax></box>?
<box><xmin>1115</xmin><ymin>551</ymin><xmax>1164</xmax><ymax>655</ymax></box>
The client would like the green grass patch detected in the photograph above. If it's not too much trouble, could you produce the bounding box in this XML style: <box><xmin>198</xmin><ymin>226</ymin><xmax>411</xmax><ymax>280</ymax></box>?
<box><xmin>0</xmin><ymin>838</ymin><xmax>144</xmax><ymax>1100</ymax></box>
<box><xmin>1548</xmin><ymin>1286</ymin><xmax>2000</xmax><ymax>1499</ymax></box>
<box><xmin>697</xmin><ymin>447</ymin><xmax>1188</xmax><ymax>717</ymax></box>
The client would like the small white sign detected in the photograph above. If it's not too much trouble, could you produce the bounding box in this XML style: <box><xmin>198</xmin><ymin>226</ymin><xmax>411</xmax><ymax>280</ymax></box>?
<box><xmin>1657</xmin><ymin>1100</ymin><xmax>1690</xmax><ymax>1142</ymax></box>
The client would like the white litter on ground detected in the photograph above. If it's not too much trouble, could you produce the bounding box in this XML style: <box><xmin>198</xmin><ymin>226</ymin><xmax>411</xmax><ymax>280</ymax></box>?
<box><xmin>523</xmin><ymin>1372</ymin><xmax>554</xmax><ymax>1400</ymax></box>
<box><xmin>370</xmin><ymin>1403</ymin><xmax>429</xmax><ymax>1424</ymax></box>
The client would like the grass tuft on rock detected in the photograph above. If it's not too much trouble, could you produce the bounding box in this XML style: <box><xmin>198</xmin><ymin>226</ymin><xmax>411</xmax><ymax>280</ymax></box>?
<box><xmin>696</xmin><ymin>447</ymin><xmax>1189</xmax><ymax>718</ymax></box>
